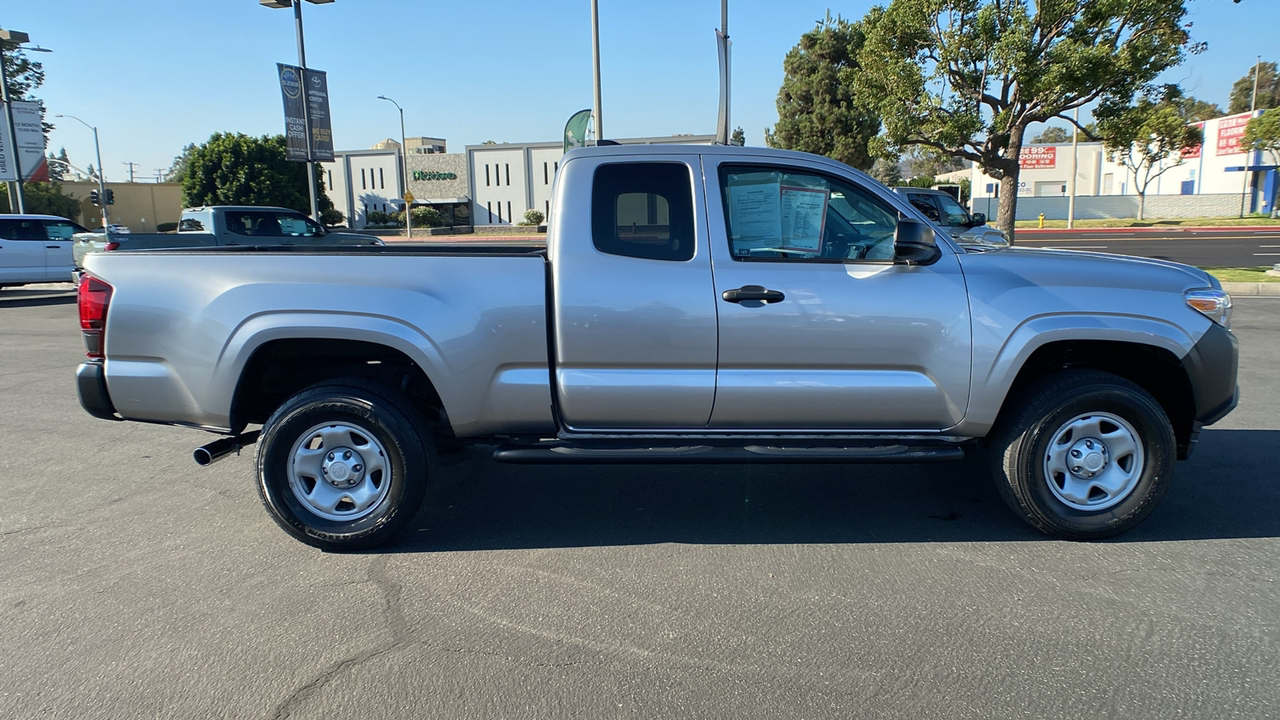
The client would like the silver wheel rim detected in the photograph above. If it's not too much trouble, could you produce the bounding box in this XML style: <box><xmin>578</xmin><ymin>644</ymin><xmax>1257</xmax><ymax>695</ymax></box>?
<box><xmin>287</xmin><ymin>422</ymin><xmax>391</xmax><ymax>522</ymax></box>
<box><xmin>1043</xmin><ymin>411</ymin><xmax>1144</xmax><ymax>511</ymax></box>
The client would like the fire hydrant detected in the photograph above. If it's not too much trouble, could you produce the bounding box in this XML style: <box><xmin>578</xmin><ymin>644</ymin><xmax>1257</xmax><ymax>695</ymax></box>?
<box><xmin>1038</xmin><ymin>213</ymin><xmax>1045</xmax><ymax>228</ymax></box>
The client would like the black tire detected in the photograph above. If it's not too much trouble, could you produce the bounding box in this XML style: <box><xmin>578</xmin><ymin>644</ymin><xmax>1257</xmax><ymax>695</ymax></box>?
<box><xmin>256</xmin><ymin>381</ymin><xmax>433</xmax><ymax>551</ymax></box>
<box><xmin>989</xmin><ymin>370</ymin><xmax>1176</xmax><ymax>540</ymax></box>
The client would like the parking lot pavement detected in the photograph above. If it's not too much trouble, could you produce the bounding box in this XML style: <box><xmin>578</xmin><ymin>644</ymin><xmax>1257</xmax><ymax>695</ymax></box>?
<box><xmin>1</xmin><ymin>297</ymin><xmax>1276</xmax><ymax>719</ymax></box>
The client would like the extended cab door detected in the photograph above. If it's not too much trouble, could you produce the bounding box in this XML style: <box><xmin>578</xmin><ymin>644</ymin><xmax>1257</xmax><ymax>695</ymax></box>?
<box><xmin>705</xmin><ymin>159</ymin><xmax>972</xmax><ymax>430</ymax></box>
<box><xmin>550</xmin><ymin>155</ymin><xmax>718</xmax><ymax>429</ymax></box>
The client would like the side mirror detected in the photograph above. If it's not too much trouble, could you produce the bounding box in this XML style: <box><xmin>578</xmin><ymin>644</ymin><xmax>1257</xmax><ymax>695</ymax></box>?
<box><xmin>971</xmin><ymin>212</ymin><xmax>987</xmax><ymax>226</ymax></box>
<box><xmin>894</xmin><ymin>218</ymin><xmax>942</xmax><ymax>266</ymax></box>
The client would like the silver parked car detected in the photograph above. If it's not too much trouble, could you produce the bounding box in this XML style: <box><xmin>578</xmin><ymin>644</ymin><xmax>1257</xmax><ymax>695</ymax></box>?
<box><xmin>893</xmin><ymin>186</ymin><xmax>1008</xmax><ymax>247</ymax></box>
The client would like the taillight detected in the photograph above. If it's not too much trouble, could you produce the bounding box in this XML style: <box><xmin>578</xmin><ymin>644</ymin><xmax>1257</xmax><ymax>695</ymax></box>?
<box><xmin>78</xmin><ymin>276</ymin><xmax>113</xmax><ymax>359</ymax></box>
<box><xmin>104</xmin><ymin>241</ymin><xmax>120</xmax><ymax>252</ymax></box>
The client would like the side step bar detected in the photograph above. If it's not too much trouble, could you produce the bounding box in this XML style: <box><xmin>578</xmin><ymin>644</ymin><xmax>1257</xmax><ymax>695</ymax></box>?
<box><xmin>493</xmin><ymin>442</ymin><xmax>964</xmax><ymax>465</ymax></box>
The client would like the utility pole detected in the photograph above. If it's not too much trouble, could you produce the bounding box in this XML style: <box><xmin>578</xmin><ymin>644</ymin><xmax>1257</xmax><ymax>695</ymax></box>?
<box><xmin>1241</xmin><ymin>55</ymin><xmax>1260</xmax><ymax>218</ymax></box>
<box><xmin>590</xmin><ymin>0</ymin><xmax>602</xmax><ymax>145</ymax></box>
<box><xmin>123</xmin><ymin>161</ymin><xmax>139</xmax><ymax>182</ymax></box>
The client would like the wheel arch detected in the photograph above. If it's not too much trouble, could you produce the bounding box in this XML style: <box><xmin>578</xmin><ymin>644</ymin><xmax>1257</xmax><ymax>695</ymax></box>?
<box><xmin>219</xmin><ymin>316</ymin><xmax>456</xmax><ymax>440</ymax></box>
<box><xmin>988</xmin><ymin>339</ymin><xmax>1196</xmax><ymax>459</ymax></box>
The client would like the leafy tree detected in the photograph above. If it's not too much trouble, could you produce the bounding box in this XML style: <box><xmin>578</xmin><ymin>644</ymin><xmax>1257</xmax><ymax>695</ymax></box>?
<box><xmin>46</xmin><ymin>147</ymin><xmax>70</xmax><ymax>182</ymax></box>
<box><xmin>766</xmin><ymin>14</ymin><xmax>881</xmax><ymax>170</ymax></box>
<box><xmin>905</xmin><ymin>175</ymin><xmax>936</xmax><ymax>189</ymax></box>
<box><xmin>851</xmin><ymin>0</ymin><xmax>1198</xmax><ymax>242</ymax></box>
<box><xmin>1032</xmin><ymin>126</ymin><xmax>1073</xmax><ymax>144</ymax></box>
<box><xmin>0</xmin><ymin>182</ymin><xmax>81</xmax><ymax>219</ymax></box>
<box><xmin>0</xmin><ymin>38</ymin><xmax>44</xmax><ymax>100</ymax></box>
<box><xmin>901</xmin><ymin>146</ymin><xmax>965</xmax><ymax>178</ymax></box>
<box><xmin>1175</xmin><ymin>95</ymin><xmax>1223</xmax><ymax>123</ymax></box>
<box><xmin>730</xmin><ymin>127</ymin><xmax>745</xmax><ymax>146</ymax></box>
<box><xmin>1228</xmin><ymin>61</ymin><xmax>1279</xmax><ymax>114</ymax></box>
<box><xmin>181</xmin><ymin>132</ymin><xmax>334</xmax><ymax>216</ymax></box>
<box><xmin>163</xmin><ymin>143</ymin><xmax>198</xmax><ymax>183</ymax></box>
<box><xmin>1096</xmin><ymin>88</ymin><xmax>1203</xmax><ymax>221</ymax></box>
<box><xmin>1243</xmin><ymin>110</ymin><xmax>1280</xmax><ymax>217</ymax></box>
<box><xmin>868</xmin><ymin>156</ymin><xmax>903</xmax><ymax>186</ymax></box>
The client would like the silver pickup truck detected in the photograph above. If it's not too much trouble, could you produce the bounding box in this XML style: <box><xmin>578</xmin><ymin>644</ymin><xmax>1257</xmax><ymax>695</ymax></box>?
<box><xmin>72</xmin><ymin>205</ymin><xmax>381</xmax><ymax>270</ymax></box>
<box><xmin>75</xmin><ymin>144</ymin><xmax>1238</xmax><ymax>551</ymax></box>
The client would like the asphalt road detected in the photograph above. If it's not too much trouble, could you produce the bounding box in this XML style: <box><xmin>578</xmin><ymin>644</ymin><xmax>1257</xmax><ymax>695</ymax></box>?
<box><xmin>1015</xmin><ymin>228</ymin><xmax>1280</xmax><ymax>267</ymax></box>
<box><xmin>2</xmin><ymin>286</ymin><xmax>1277</xmax><ymax>719</ymax></box>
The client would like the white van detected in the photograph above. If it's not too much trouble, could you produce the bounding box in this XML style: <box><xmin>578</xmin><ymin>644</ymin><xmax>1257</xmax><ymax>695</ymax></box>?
<box><xmin>0</xmin><ymin>214</ymin><xmax>88</xmax><ymax>288</ymax></box>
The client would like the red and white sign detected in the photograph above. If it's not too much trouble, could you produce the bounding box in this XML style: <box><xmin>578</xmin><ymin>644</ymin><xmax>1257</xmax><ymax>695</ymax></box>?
<box><xmin>1182</xmin><ymin>121</ymin><xmax>1205</xmax><ymax>159</ymax></box>
<box><xmin>1216</xmin><ymin>112</ymin><xmax>1253</xmax><ymax>156</ymax></box>
<box><xmin>1019</xmin><ymin>146</ymin><xmax>1057</xmax><ymax>169</ymax></box>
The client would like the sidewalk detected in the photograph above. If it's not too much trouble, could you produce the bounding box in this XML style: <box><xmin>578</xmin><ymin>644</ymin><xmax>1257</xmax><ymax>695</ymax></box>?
<box><xmin>1016</xmin><ymin>225</ymin><xmax>1280</xmax><ymax>234</ymax></box>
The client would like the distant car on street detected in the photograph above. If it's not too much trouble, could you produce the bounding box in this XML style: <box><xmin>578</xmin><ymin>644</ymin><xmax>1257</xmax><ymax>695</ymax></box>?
<box><xmin>0</xmin><ymin>214</ymin><xmax>87</xmax><ymax>287</ymax></box>
<box><xmin>893</xmin><ymin>186</ymin><xmax>1008</xmax><ymax>248</ymax></box>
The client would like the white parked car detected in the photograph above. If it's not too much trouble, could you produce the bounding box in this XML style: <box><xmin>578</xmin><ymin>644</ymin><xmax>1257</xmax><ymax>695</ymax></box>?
<box><xmin>0</xmin><ymin>214</ymin><xmax>88</xmax><ymax>288</ymax></box>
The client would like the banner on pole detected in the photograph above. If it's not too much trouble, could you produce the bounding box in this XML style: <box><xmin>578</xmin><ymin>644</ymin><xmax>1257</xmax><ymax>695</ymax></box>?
<box><xmin>564</xmin><ymin>109</ymin><xmax>592</xmax><ymax>154</ymax></box>
<box><xmin>277</xmin><ymin>63</ymin><xmax>309</xmax><ymax>161</ymax></box>
<box><xmin>0</xmin><ymin>101</ymin><xmax>49</xmax><ymax>182</ymax></box>
<box><xmin>303</xmin><ymin>69</ymin><xmax>334</xmax><ymax>162</ymax></box>
<box><xmin>715</xmin><ymin>29</ymin><xmax>732</xmax><ymax>146</ymax></box>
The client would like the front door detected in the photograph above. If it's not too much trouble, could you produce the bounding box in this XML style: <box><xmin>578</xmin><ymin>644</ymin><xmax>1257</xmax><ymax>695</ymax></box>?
<box><xmin>706</xmin><ymin>161</ymin><xmax>972</xmax><ymax>431</ymax></box>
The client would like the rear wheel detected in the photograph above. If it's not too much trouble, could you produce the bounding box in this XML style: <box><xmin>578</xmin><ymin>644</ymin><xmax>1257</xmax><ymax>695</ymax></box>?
<box><xmin>256</xmin><ymin>382</ymin><xmax>432</xmax><ymax>551</ymax></box>
<box><xmin>990</xmin><ymin>370</ymin><xmax>1176</xmax><ymax>540</ymax></box>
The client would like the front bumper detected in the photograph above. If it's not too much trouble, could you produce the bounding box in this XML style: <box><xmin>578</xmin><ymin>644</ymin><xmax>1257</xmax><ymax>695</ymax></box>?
<box><xmin>77</xmin><ymin>360</ymin><xmax>121</xmax><ymax>421</ymax></box>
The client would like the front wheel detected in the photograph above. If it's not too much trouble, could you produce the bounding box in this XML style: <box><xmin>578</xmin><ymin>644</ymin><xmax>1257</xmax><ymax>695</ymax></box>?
<box><xmin>990</xmin><ymin>370</ymin><xmax>1176</xmax><ymax>540</ymax></box>
<box><xmin>256</xmin><ymin>382</ymin><xmax>432</xmax><ymax>551</ymax></box>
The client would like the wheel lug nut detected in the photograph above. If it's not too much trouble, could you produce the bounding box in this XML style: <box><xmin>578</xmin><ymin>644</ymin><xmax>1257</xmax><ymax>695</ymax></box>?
<box><xmin>343</xmin><ymin>450</ymin><xmax>352</xmax><ymax>460</ymax></box>
<box><xmin>1085</xmin><ymin>440</ymin><xmax>1094</xmax><ymax>449</ymax></box>
<box><xmin>353</xmin><ymin>464</ymin><xmax>362</xmax><ymax>472</ymax></box>
<box><xmin>1072</xmin><ymin>466</ymin><xmax>1081</xmax><ymax>473</ymax></box>
<box><xmin>327</xmin><ymin>452</ymin><xmax>335</xmax><ymax>461</ymax></box>
<box><xmin>1071</xmin><ymin>450</ymin><xmax>1082</xmax><ymax>458</ymax></box>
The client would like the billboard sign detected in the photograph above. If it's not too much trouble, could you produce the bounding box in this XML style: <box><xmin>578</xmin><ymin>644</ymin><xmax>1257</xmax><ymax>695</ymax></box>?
<box><xmin>0</xmin><ymin>100</ymin><xmax>49</xmax><ymax>183</ymax></box>
<box><xmin>277</xmin><ymin>64</ymin><xmax>334</xmax><ymax>161</ymax></box>
<box><xmin>1019</xmin><ymin>146</ymin><xmax>1057</xmax><ymax>169</ymax></box>
<box><xmin>1216</xmin><ymin>112</ymin><xmax>1253</xmax><ymax>156</ymax></box>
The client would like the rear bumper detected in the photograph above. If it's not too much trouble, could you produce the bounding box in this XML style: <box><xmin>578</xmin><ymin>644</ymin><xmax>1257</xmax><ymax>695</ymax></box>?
<box><xmin>76</xmin><ymin>360</ymin><xmax>121</xmax><ymax>421</ymax></box>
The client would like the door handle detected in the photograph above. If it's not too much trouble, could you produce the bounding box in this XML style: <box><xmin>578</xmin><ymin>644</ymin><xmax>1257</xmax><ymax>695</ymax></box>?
<box><xmin>722</xmin><ymin>285</ymin><xmax>785</xmax><ymax>304</ymax></box>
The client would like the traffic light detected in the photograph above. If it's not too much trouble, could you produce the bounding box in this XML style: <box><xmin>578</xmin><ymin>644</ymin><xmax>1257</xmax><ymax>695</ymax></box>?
<box><xmin>104</xmin><ymin>189</ymin><xmax>115</xmax><ymax>205</ymax></box>
<box><xmin>90</xmin><ymin>189</ymin><xmax>100</xmax><ymax>205</ymax></box>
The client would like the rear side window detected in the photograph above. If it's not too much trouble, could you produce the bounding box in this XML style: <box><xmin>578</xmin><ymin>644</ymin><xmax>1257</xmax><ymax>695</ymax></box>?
<box><xmin>906</xmin><ymin>194</ymin><xmax>941</xmax><ymax>222</ymax></box>
<box><xmin>592</xmin><ymin>162</ymin><xmax>695</xmax><ymax>261</ymax></box>
<box><xmin>42</xmin><ymin>220</ymin><xmax>84</xmax><ymax>240</ymax></box>
<box><xmin>0</xmin><ymin>218</ymin><xmax>42</xmax><ymax>240</ymax></box>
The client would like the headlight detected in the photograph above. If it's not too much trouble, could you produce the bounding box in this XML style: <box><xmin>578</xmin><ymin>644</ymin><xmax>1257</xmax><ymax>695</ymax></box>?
<box><xmin>1185</xmin><ymin>289</ymin><xmax>1232</xmax><ymax>328</ymax></box>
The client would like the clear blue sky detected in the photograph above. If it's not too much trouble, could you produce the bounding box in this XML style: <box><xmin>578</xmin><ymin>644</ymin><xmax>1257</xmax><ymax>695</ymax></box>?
<box><xmin>5</xmin><ymin>0</ymin><xmax>1277</xmax><ymax>182</ymax></box>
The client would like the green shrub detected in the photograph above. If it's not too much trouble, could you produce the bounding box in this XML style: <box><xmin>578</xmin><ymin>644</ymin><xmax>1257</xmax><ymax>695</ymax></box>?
<box><xmin>320</xmin><ymin>207</ymin><xmax>345</xmax><ymax>227</ymax></box>
<box><xmin>411</xmin><ymin>206</ymin><xmax>442</xmax><ymax>227</ymax></box>
<box><xmin>521</xmin><ymin>209</ymin><xmax>545</xmax><ymax>226</ymax></box>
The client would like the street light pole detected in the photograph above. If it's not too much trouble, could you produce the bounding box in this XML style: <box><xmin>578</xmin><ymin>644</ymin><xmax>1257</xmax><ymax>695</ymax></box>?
<box><xmin>261</xmin><ymin>0</ymin><xmax>334</xmax><ymax>219</ymax></box>
<box><xmin>56</xmin><ymin>114</ymin><xmax>108</xmax><ymax>230</ymax></box>
<box><xmin>1</xmin><ymin>28</ymin><xmax>51</xmax><ymax>214</ymax></box>
<box><xmin>590</xmin><ymin>0</ymin><xmax>603</xmax><ymax>145</ymax></box>
<box><xmin>377</xmin><ymin>95</ymin><xmax>411</xmax><ymax>238</ymax></box>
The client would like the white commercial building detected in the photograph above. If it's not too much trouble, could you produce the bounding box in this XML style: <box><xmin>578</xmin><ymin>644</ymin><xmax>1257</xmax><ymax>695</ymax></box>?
<box><xmin>322</xmin><ymin>134</ymin><xmax>715</xmax><ymax>229</ymax></box>
<box><xmin>970</xmin><ymin>110</ymin><xmax>1277</xmax><ymax>220</ymax></box>
<box><xmin>468</xmin><ymin>134</ymin><xmax>715</xmax><ymax>226</ymax></box>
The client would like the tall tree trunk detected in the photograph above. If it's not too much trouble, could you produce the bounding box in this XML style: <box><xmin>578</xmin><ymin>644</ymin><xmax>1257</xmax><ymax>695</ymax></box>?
<box><xmin>1137</xmin><ymin>192</ymin><xmax>1146</xmax><ymax>221</ymax></box>
<box><xmin>998</xmin><ymin>175</ymin><xmax>1019</xmax><ymax>243</ymax></box>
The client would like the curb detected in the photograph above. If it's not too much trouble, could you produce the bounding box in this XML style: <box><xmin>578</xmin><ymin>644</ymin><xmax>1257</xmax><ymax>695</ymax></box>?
<box><xmin>1221</xmin><ymin>282</ymin><xmax>1280</xmax><ymax>297</ymax></box>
